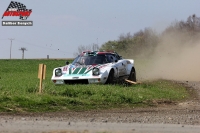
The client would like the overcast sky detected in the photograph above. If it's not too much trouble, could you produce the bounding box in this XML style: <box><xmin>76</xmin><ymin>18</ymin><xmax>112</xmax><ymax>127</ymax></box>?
<box><xmin>0</xmin><ymin>0</ymin><xmax>199</xmax><ymax>59</ymax></box>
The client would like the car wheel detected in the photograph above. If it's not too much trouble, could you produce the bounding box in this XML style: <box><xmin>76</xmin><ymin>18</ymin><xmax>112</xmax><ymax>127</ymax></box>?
<box><xmin>106</xmin><ymin>69</ymin><xmax>114</xmax><ymax>84</ymax></box>
<box><xmin>128</xmin><ymin>68</ymin><xmax>136</xmax><ymax>82</ymax></box>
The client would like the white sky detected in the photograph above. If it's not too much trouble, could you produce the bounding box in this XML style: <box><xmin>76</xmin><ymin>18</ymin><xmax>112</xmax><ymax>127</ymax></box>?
<box><xmin>0</xmin><ymin>0</ymin><xmax>200</xmax><ymax>59</ymax></box>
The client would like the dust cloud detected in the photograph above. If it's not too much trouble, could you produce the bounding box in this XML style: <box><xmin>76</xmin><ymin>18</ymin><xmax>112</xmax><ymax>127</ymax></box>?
<box><xmin>136</xmin><ymin>32</ymin><xmax>200</xmax><ymax>82</ymax></box>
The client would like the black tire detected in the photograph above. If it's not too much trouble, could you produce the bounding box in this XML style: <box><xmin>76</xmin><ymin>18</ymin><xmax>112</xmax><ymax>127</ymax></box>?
<box><xmin>128</xmin><ymin>68</ymin><xmax>136</xmax><ymax>82</ymax></box>
<box><xmin>106</xmin><ymin>69</ymin><xmax>114</xmax><ymax>84</ymax></box>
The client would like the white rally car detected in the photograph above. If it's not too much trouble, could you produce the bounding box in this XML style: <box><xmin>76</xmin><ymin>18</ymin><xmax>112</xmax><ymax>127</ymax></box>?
<box><xmin>51</xmin><ymin>51</ymin><xmax>136</xmax><ymax>84</ymax></box>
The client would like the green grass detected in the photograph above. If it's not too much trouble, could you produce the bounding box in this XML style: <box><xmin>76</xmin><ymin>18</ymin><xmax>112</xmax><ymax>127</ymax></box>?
<box><xmin>0</xmin><ymin>59</ymin><xmax>190</xmax><ymax>113</ymax></box>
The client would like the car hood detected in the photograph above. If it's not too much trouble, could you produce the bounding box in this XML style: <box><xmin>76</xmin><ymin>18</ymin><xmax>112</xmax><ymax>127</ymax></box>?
<box><xmin>62</xmin><ymin>64</ymin><xmax>110</xmax><ymax>75</ymax></box>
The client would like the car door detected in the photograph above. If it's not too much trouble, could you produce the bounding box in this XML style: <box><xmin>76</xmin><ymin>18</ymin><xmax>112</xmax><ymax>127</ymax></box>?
<box><xmin>117</xmin><ymin>60</ymin><xmax>127</xmax><ymax>77</ymax></box>
<box><xmin>107</xmin><ymin>54</ymin><xmax>126</xmax><ymax>77</ymax></box>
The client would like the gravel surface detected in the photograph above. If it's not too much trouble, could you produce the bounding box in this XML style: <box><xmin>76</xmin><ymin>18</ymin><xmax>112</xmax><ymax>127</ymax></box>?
<box><xmin>0</xmin><ymin>81</ymin><xmax>200</xmax><ymax>133</ymax></box>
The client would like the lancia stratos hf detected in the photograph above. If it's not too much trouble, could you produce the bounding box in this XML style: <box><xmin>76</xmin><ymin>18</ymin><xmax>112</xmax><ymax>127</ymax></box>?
<box><xmin>51</xmin><ymin>51</ymin><xmax>136</xmax><ymax>84</ymax></box>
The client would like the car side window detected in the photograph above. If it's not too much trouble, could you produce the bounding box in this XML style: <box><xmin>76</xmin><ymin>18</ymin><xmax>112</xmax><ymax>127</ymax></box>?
<box><xmin>113</xmin><ymin>54</ymin><xmax>120</xmax><ymax>60</ymax></box>
<box><xmin>106</xmin><ymin>55</ymin><xmax>116</xmax><ymax>63</ymax></box>
<box><xmin>102</xmin><ymin>56</ymin><xmax>108</xmax><ymax>64</ymax></box>
<box><xmin>106</xmin><ymin>55</ymin><xmax>111</xmax><ymax>63</ymax></box>
<box><xmin>112</xmin><ymin>55</ymin><xmax>118</xmax><ymax>62</ymax></box>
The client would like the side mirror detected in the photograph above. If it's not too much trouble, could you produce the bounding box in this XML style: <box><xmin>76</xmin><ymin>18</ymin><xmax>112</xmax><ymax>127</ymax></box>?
<box><xmin>66</xmin><ymin>61</ymin><xmax>69</xmax><ymax>65</ymax></box>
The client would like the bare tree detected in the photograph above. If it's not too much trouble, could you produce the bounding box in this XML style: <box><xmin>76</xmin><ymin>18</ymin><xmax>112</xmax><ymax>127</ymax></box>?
<box><xmin>192</xmin><ymin>14</ymin><xmax>200</xmax><ymax>31</ymax></box>
<box><xmin>184</xmin><ymin>14</ymin><xmax>200</xmax><ymax>31</ymax></box>
<box><xmin>73</xmin><ymin>44</ymin><xmax>99</xmax><ymax>57</ymax></box>
<box><xmin>19</xmin><ymin>47</ymin><xmax>27</xmax><ymax>59</ymax></box>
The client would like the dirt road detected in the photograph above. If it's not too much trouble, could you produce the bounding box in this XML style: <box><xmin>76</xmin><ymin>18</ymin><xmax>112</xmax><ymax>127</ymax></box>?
<box><xmin>0</xmin><ymin>81</ymin><xmax>200</xmax><ymax>133</ymax></box>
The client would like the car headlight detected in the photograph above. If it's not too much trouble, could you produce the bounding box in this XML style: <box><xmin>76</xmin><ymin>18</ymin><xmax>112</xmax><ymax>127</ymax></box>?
<box><xmin>92</xmin><ymin>67</ymin><xmax>100</xmax><ymax>75</ymax></box>
<box><xmin>55</xmin><ymin>68</ymin><xmax>62</xmax><ymax>76</ymax></box>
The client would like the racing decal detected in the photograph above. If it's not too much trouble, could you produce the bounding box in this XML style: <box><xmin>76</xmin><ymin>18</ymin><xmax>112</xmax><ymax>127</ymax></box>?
<box><xmin>69</xmin><ymin>67</ymin><xmax>88</xmax><ymax>74</ymax></box>
<box><xmin>69</xmin><ymin>68</ymin><xmax>72</xmax><ymax>74</ymax></box>
<box><xmin>96</xmin><ymin>64</ymin><xmax>104</xmax><ymax>68</ymax></box>
<box><xmin>87</xmin><ymin>65</ymin><xmax>93</xmax><ymax>71</ymax></box>
<box><xmin>98</xmin><ymin>64</ymin><xmax>108</xmax><ymax>69</ymax></box>
<box><xmin>78</xmin><ymin>67</ymin><xmax>87</xmax><ymax>74</ymax></box>
<box><xmin>63</xmin><ymin>66</ymin><xmax>68</xmax><ymax>71</ymax></box>
<box><xmin>86</xmin><ymin>64</ymin><xmax>98</xmax><ymax>70</ymax></box>
<box><xmin>72</xmin><ymin>67</ymin><xmax>81</xmax><ymax>74</ymax></box>
<box><xmin>84</xmin><ymin>64</ymin><xmax>102</xmax><ymax>74</ymax></box>
<box><xmin>84</xmin><ymin>69</ymin><xmax>92</xmax><ymax>74</ymax></box>
<box><xmin>68</xmin><ymin>64</ymin><xmax>106</xmax><ymax>75</ymax></box>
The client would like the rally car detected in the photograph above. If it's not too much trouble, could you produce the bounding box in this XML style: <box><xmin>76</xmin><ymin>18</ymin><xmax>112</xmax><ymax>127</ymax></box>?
<box><xmin>51</xmin><ymin>51</ymin><xmax>136</xmax><ymax>84</ymax></box>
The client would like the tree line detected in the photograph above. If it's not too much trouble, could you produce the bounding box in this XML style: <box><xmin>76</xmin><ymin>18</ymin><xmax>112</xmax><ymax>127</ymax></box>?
<box><xmin>74</xmin><ymin>14</ymin><xmax>200</xmax><ymax>59</ymax></box>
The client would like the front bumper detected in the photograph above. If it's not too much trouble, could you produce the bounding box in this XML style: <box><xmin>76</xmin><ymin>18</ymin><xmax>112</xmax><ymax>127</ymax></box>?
<box><xmin>51</xmin><ymin>74</ymin><xmax>108</xmax><ymax>84</ymax></box>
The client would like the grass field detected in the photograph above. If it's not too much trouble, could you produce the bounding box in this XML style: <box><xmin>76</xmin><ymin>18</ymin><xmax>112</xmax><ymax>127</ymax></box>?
<box><xmin>0</xmin><ymin>59</ymin><xmax>189</xmax><ymax>113</ymax></box>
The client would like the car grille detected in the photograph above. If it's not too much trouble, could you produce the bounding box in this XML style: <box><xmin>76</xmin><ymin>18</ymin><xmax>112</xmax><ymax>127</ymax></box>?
<box><xmin>64</xmin><ymin>79</ymin><xmax>89</xmax><ymax>84</ymax></box>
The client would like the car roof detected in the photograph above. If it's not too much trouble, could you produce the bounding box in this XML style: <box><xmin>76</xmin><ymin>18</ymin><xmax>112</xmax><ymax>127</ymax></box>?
<box><xmin>78</xmin><ymin>51</ymin><xmax>122</xmax><ymax>60</ymax></box>
<box><xmin>80</xmin><ymin>51</ymin><xmax>116</xmax><ymax>56</ymax></box>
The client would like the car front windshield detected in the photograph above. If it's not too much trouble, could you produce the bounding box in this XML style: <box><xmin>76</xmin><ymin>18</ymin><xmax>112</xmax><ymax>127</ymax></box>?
<box><xmin>72</xmin><ymin>55</ymin><xmax>108</xmax><ymax>65</ymax></box>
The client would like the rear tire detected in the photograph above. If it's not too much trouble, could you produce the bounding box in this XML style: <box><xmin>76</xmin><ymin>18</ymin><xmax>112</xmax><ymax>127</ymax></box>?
<box><xmin>106</xmin><ymin>69</ymin><xmax>114</xmax><ymax>84</ymax></box>
<box><xmin>128</xmin><ymin>68</ymin><xmax>136</xmax><ymax>82</ymax></box>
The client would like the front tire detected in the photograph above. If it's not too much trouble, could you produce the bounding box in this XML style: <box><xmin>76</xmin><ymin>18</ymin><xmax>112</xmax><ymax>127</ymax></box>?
<box><xmin>128</xmin><ymin>68</ymin><xmax>136</xmax><ymax>82</ymax></box>
<box><xmin>105</xmin><ymin>69</ymin><xmax>114</xmax><ymax>84</ymax></box>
